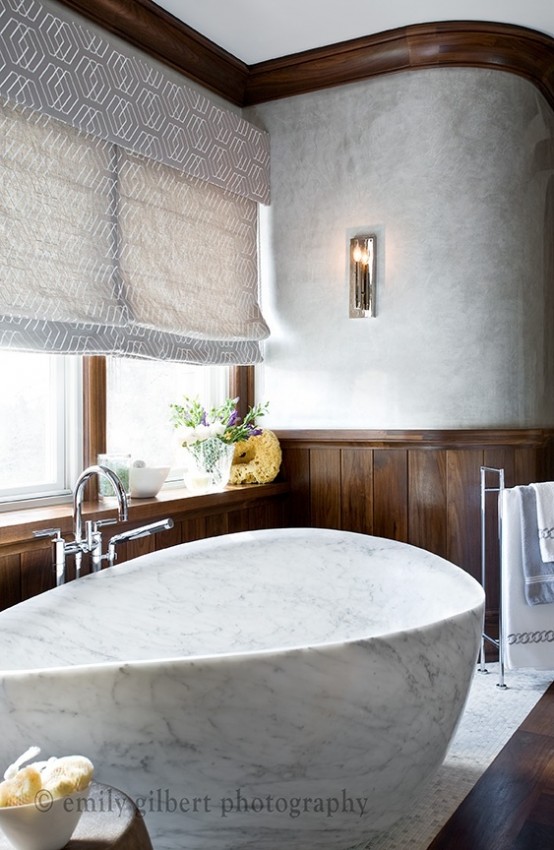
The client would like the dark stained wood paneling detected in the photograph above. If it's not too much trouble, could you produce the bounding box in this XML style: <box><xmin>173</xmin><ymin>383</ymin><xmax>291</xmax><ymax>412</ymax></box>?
<box><xmin>0</xmin><ymin>555</ymin><xmax>21</xmax><ymax>610</ymax></box>
<box><xmin>373</xmin><ymin>450</ymin><xmax>408</xmax><ymax>542</ymax></box>
<box><xmin>126</xmin><ymin>534</ymin><xmax>156</xmax><ymax>562</ymax></box>
<box><xmin>484</xmin><ymin>448</ymin><xmax>516</xmax><ymax>487</ymax></box>
<box><xmin>20</xmin><ymin>548</ymin><xmax>56</xmax><ymax>600</ymax></box>
<box><xmin>280</xmin><ymin>447</ymin><xmax>311</xmax><ymax>527</ymax></box>
<box><xmin>340</xmin><ymin>449</ymin><xmax>373</xmax><ymax>534</ymax></box>
<box><xmin>514</xmin><ymin>447</ymin><xmax>542</xmax><ymax>485</ymax></box>
<box><xmin>310</xmin><ymin>448</ymin><xmax>341</xmax><ymax>529</ymax></box>
<box><xmin>428</xmin><ymin>684</ymin><xmax>554</xmax><ymax>850</ymax></box>
<box><xmin>156</xmin><ymin>522</ymin><xmax>183</xmax><ymax>550</ymax></box>
<box><xmin>446</xmin><ymin>450</ymin><xmax>483</xmax><ymax>578</ymax></box>
<box><xmin>205</xmin><ymin>513</ymin><xmax>229</xmax><ymax>538</ymax></box>
<box><xmin>247</xmin><ymin>502</ymin><xmax>272</xmax><ymax>530</ymax></box>
<box><xmin>408</xmin><ymin>450</ymin><xmax>447</xmax><ymax>557</ymax></box>
<box><xmin>227</xmin><ymin>508</ymin><xmax>250</xmax><ymax>534</ymax></box>
<box><xmin>182</xmin><ymin>517</ymin><xmax>207</xmax><ymax>542</ymax></box>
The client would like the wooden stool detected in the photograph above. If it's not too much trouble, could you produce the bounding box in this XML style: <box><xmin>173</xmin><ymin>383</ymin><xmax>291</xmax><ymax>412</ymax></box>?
<box><xmin>0</xmin><ymin>783</ymin><xmax>153</xmax><ymax>850</ymax></box>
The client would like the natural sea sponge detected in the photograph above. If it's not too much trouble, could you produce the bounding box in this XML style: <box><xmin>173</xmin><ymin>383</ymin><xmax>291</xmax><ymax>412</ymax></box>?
<box><xmin>0</xmin><ymin>750</ymin><xmax>94</xmax><ymax>808</ymax></box>
<box><xmin>229</xmin><ymin>429</ymin><xmax>282</xmax><ymax>485</ymax></box>
<box><xmin>41</xmin><ymin>755</ymin><xmax>94</xmax><ymax>798</ymax></box>
<box><xmin>0</xmin><ymin>766</ymin><xmax>42</xmax><ymax>807</ymax></box>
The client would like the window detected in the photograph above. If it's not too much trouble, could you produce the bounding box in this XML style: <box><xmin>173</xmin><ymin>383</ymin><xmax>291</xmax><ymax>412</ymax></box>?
<box><xmin>106</xmin><ymin>358</ymin><xmax>229</xmax><ymax>479</ymax></box>
<box><xmin>0</xmin><ymin>353</ymin><xmax>235</xmax><ymax>508</ymax></box>
<box><xmin>0</xmin><ymin>352</ymin><xmax>82</xmax><ymax>508</ymax></box>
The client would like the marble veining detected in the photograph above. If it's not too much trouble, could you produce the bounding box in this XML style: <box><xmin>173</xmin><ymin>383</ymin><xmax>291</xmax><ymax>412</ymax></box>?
<box><xmin>0</xmin><ymin>528</ymin><xmax>484</xmax><ymax>850</ymax></box>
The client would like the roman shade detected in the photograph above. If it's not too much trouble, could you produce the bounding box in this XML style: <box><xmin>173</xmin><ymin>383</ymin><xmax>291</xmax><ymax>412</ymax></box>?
<box><xmin>0</xmin><ymin>0</ymin><xmax>270</xmax><ymax>363</ymax></box>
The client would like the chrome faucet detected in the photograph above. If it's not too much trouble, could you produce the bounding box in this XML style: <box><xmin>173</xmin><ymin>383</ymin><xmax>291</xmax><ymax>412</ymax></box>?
<box><xmin>107</xmin><ymin>518</ymin><xmax>174</xmax><ymax>567</ymax></box>
<box><xmin>34</xmin><ymin>465</ymin><xmax>173</xmax><ymax>585</ymax></box>
<box><xmin>72</xmin><ymin>465</ymin><xmax>128</xmax><ymax>576</ymax></box>
<box><xmin>73</xmin><ymin>464</ymin><xmax>129</xmax><ymax>546</ymax></box>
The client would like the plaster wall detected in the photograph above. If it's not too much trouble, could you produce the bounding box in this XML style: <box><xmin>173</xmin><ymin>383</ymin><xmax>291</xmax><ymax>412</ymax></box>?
<box><xmin>248</xmin><ymin>69</ymin><xmax>554</xmax><ymax>428</ymax></box>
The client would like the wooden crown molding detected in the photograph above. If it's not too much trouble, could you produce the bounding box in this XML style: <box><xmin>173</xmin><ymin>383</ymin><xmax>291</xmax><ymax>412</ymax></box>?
<box><xmin>54</xmin><ymin>4</ymin><xmax>554</xmax><ymax>110</ymax></box>
<box><xmin>245</xmin><ymin>21</ymin><xmax>554</xmax><ymax>107</ymax></box>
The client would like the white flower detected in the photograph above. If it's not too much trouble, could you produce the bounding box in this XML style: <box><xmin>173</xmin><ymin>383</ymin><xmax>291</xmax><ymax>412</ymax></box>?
<box><xmin>176</xmin><ymin>426</ymin><xmax>197</xmax><ymax>446</ymax></box>
<box><xmin>209</xmin><ymin>422</ymin><xmax>226</xmax><ymax>437</ymax></box>
<box><xmin>192</xmin><ymin>424</ymin><xmax>213</xmax><ymax>442</ymax></box>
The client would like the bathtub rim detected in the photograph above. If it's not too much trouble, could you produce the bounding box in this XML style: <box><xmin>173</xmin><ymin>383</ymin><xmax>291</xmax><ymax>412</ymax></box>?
<box><xmin>0</xmin><ymin>600</ymin><xmax>484</xmax><ymax>679</ymax></box>
<box><xmin>0</xmin><ymin>527</ymin><xmax>485</xmax><ymax>677</ymax></box>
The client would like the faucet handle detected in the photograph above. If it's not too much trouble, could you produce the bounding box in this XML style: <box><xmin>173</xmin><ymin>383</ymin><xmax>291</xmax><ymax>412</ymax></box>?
<box><xmin>93</xmin><ymin>518</ymin><xmax>118</xmax><ymax>530</ymax></box>
<box><xmin>85</xmin><ymin>517</ymin><xmax>117</xmax><ymax>548</ymax></box>
<box><xmin>33</xmin><ymin>528</ymin><xmax>66</xmax><ymax>587</ymax></box>
<box><xmin>33</xmin><ymin>527</ymin><xmax>63</xmax><ymax>541</ymax></box>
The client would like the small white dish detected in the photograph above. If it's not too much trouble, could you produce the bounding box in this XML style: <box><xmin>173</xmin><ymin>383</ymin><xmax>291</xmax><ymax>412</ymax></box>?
<box><xmin>129</xmin><ymin>466</ymin><xmax>170</xmax><ymax>498</ymax></box>
<box><xmin>0</xmin><ymin>786</ymin><xmax>90</xmax><ymax>850</ymax></box>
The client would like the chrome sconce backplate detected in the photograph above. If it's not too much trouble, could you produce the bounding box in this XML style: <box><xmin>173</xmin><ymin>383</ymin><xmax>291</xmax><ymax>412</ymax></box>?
<box><xmin>349</xmin><ymin>234</ymin><xmax>376</xmax><ymax>318</ymax></box>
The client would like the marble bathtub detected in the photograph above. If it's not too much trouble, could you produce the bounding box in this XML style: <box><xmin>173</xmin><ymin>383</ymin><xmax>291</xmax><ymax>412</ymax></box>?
<box><xmin>0</xmin><ymin>528</ymin><xmax>484</xmax><ymax>850</ymax></box>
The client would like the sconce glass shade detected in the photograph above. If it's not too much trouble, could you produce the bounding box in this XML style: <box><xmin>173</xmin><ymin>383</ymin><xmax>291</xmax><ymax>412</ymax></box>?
<box><xmin>349</xmin><ymin>235</ymin><xmax>376</xmax><ymax>317</ymax></box>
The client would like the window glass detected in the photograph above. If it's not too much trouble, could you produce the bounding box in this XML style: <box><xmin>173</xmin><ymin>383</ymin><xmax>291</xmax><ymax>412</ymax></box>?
<box><xmin>0</xmin><ymin>352</ymin><xmax>81</xmax><ymax>504</ymax></box>
<box><xmin>106</xmin><ymin>358</ymin><xmax>229</xmax><ymax>476</ymax></box>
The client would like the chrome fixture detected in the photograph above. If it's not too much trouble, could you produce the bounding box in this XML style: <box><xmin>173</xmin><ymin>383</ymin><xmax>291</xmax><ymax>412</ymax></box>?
<box><xmin>33</xmin><ymin>466</ymin><xmax>173</xmax><ymax>585</ymax></box>
<box><xmin>73</xmin><ymin>465</ymin><xmax>129</xmax><ymax>578</ymax></box>
<box><xmin>107</xmin><ymin>519</ymin><xmax>174</xmax><ymax>568</ymax></box>
<box><xmin>349</xmin><ymin>234</ymin><xmax>376</xmax><ymax>317</ymax></box>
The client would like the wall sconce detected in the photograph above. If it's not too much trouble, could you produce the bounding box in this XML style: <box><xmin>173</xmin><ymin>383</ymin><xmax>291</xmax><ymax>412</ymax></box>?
<box><xmin>349</xmin><ymin>235</ymin><xmax>376</xmax><ymax>318</ymax></box>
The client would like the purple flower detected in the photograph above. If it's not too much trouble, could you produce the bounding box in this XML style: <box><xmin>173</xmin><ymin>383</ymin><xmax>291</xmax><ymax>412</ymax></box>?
<box><xmin>227</xmin><ymin>409</ymin><xmax>240</xmax><ymax>426</ymax></box>
<box><xmin>247</xmin><ymin>426</ymin><xmax>263</xmax><ymax>437</ymax></box>
<box><xmin>200</xmin><ymin>409</ymin><xmax>208</xmax><ymax>426</ymax></box>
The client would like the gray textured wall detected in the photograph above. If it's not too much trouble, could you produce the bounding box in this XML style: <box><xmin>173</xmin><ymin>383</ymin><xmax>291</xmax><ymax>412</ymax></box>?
<box><xmin>248</xmin><ymin>68</ymin><xmax>554</xmax><ymax>428</ymax></box>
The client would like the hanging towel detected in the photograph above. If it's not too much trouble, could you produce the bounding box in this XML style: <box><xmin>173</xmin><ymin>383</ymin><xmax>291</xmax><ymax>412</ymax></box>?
<box><xmin>501</xmin><ymin>487</ymin><xmax>554</xmax><ymax>670</ymax></box>
<box><xmin>519</xmin><ymin>485</ymin><xmax>554</xmax><ymax>605</ymax></box>
<box><xmin>530</xmin><ymin>481</ymin><xmax>554</xmax><ymax>562</ymax></box>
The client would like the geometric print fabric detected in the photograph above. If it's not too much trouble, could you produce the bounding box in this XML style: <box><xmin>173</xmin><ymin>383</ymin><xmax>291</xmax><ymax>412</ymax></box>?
<box><xmin>0</xmin><ymin>99</ymin><xmax>267</xmax><ymax>362</ymax></box>
<box><xmin>0</xmin><ymin>0</ymin><xmax>270</xmax><ymax>363</ymax></box>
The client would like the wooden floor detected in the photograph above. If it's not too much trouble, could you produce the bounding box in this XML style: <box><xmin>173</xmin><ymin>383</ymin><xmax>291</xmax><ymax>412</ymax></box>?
<box><xmin>428</xmin><ymin>682</ymin><xmax>554</xmax><ymax>850</ymax></box>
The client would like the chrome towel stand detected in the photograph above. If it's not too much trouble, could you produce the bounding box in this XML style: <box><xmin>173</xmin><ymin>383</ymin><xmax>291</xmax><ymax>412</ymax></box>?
<box><xmin>479</xmin><ymin>465</ymin><xmax>507</xmax><ymax>688</ymax></box>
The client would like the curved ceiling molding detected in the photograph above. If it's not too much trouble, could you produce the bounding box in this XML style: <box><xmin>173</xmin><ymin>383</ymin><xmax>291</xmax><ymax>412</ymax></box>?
<box><xmin>245</xmin><ymin>21</ymin><xmax>554</xmax><ymax>107</ymax></box>
<box><xmin>56</xmin><ymin>2</ymin><xmax>554</xmax><ymax>109</ymax></box>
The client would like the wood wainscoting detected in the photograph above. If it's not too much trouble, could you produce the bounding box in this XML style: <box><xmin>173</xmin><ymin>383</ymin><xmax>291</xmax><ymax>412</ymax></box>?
<box><xmin>275</xmin><ymin>428</ymin><xmax>554</xmax><ymax>651</ymax></box>
<box><xmin>3</xmin><ymin>428</ymin><xmax>554</xmax><ymax>633</ymax></box>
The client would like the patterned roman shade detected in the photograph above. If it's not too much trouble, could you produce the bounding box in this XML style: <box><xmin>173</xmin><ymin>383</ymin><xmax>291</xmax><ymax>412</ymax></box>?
<box><xmin>0</xmin><ymin>0</ymin><xmax>270</xmax><ymax>363</ymax></box>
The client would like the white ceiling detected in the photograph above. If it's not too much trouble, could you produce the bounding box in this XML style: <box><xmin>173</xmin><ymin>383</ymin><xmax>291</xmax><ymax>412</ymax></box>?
<box><xmin>153</xmin><ymin>0</ymin><xmax>554</xmax><ymax>65</ymax></box>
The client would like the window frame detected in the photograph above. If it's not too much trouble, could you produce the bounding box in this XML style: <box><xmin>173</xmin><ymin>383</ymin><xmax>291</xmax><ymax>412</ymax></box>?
<box><xmin>0</xmin><ymin>357</ymin><xmax>253</xmax><ymax>510</ymax></box>
<box><xmin>83</xmin><ymin>358</ymin><xmax>254</xmax><ymax>500</ymax></box>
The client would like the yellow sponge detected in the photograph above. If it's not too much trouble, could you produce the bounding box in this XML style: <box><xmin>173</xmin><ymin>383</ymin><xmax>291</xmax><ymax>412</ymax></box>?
<box><xmin>0</xmin><ymin>753</ymin><xmax>94</xmax><ymax>807</ymax></box>
<box><xmin>0</xmin><ymin>766</ymin><xmax>42</xmax><ymax>807</ymax></box>
<box><xmin>229</xmin><ymin>429</ymin><xmax>282</xmax><ymax>484</ymax></box>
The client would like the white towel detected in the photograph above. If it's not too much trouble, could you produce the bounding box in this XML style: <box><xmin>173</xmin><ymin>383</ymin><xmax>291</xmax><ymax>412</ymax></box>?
<box><xmin>519</xmin><ymin>485</ymin><xmax>554</xmax><ymax>605</ymax></box>
<box><xmin>501</xmin><ymin>487</ymin><xmax>554</xmax><ymax>670</ymax></box>
<box><xmin>531</xmin><ymin>482</ymin><xmax>554</xmax><ymax>562</ymax></box>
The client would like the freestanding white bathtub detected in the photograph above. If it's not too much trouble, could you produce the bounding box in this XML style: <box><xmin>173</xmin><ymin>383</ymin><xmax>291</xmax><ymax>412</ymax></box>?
<box><xmin>0</xmin><ymin>528</ymin><xmax>484</xmax><ymax>850</ymax></box>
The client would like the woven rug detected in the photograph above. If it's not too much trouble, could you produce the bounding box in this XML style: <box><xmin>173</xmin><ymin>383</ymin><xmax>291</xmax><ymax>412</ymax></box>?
<box><xmin>352</xmin><ymin>664</ymin><xmax>553</xmax><ymax>850</ymax></box>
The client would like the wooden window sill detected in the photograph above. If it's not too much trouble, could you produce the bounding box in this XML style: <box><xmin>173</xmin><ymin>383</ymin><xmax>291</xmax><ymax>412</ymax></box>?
<box><xmin>0</xmin><ymin>482</ymin><xmax>289</xmax><ymax>549</ymax></box>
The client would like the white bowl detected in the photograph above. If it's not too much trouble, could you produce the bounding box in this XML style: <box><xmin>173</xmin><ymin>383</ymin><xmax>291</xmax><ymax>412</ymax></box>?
<box><xmin>129</xmin><ymin>466</ymin><xmax>170</xmax><ymax>498</ymax></box>
<box><xmin>0</xmin><ymin>787</ymin><xmax>89</xmax><ymax>850</ymax></box>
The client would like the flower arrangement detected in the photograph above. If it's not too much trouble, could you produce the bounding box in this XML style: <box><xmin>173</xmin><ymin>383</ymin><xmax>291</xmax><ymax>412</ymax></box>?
<box><xmin>170</xmin><ymin>396</ymin><xmax>268</xmax><ymax>447</ymax></box>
